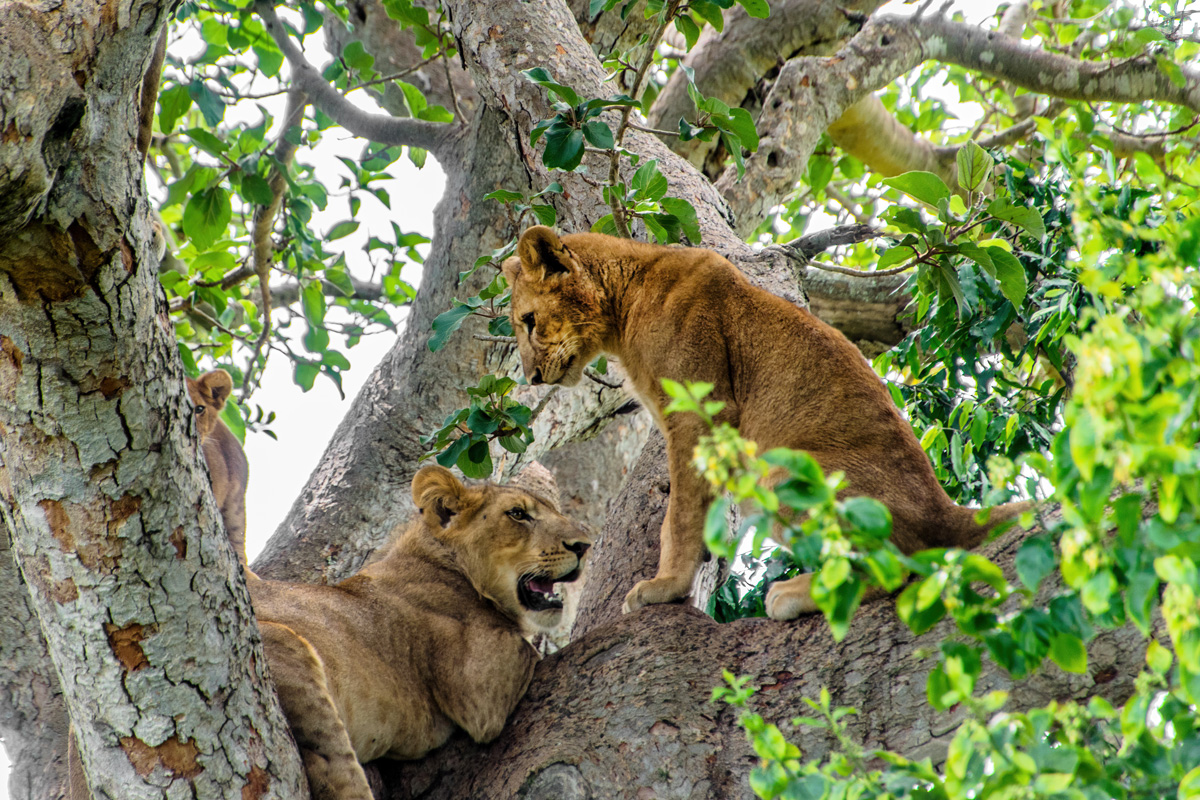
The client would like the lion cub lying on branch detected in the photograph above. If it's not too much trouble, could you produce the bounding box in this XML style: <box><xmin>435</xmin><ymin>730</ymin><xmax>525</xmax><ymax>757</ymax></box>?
<box><xmin>250</xmin><ymin>465</ymin><xmax>590</xmax><ymax>800</ymax></box>
<box><xmin>504</xmin><ymin>226</ymin><xmax>1027</xmax><ymax>620</ymax></box>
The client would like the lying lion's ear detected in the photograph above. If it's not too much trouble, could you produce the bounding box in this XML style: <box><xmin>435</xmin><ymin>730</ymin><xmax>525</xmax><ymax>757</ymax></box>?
<box><xmin>196</xmin><ymin>369</ymin><xmax>233</xmax><ymax>410</ymax></box>
<box><xmin>517</xmin><ymin>226</ymin><xmax>571</xmax><ymax>282</ymax></box>
<box><xmin>412</xmin><ymin>465</ymin><xmax>465</xmax><ymax>528</ymax></box>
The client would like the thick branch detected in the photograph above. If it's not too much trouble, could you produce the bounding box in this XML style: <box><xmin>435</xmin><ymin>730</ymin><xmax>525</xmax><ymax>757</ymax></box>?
<box><xmin>645</xmin><ymin>0</ymin><xmax>887</xmax><ymax>173</ymax></box>
<box><xmin>382</xmin><ymin>521</ymin><xmax>1152</xmax><ymax>799</ymax></box>
<box><xmin>254</xmin><ymin>0</ymin><xmax>455</xmax><ymax>158</ymax></box>
<box><xmin>719</xmin><ymin>11</ymin><xmax>1200</xmax><ymax>236</ymax></box>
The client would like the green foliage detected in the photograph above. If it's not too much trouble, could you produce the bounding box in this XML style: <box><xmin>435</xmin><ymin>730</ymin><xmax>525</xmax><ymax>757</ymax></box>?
<box><xmin>419</xmin><ymin>375</ymin><xmax>534</xmax><ymax>479</ymax></box>
<box><xmin>152</xmin><ymin>1</ymin><xmax>441</xmax><ymax>422</ymax></box>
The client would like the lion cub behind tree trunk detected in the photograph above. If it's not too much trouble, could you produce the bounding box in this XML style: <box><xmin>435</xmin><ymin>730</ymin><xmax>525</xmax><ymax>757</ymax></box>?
<box><xmin>503</xmin><ymin>226</ymin><xmax>1028</xmax><ymax>620</ymax></box>
<box><xmin>250</xmin><ymin>465</ymin><xmax>590</xmax><ymax>800</ymax></box>
<box><xmin>186</xmin><ymin>368</ymin><xmax>250</xmax><ymax>568</ymax></box>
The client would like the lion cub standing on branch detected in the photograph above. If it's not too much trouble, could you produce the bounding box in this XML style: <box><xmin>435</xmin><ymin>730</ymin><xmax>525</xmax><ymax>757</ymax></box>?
<box><xmin>250</xmin><ymin>465</ymin><xmax>590</xmax><ymax>800</ymax></box>
<box><xmin>503</xmin><ymin>226</ymin><xmax>1027</xmax><ymax>620</ymax></box>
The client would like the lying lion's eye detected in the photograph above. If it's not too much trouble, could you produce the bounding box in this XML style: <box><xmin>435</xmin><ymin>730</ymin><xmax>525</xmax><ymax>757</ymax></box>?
<box><xmin>507</xmin><ymin>507</ymin><xmax>530</xmax><ymax>522</ymax></box>
<box><xmin>521</xmin><ymin>312</ymin><xmax>535</xmax><ymax>333</ymax></box>
<box><xmin>195</xmin><ymin>406</ymin><xmax>206</xmax><ymax>415</ymax></box>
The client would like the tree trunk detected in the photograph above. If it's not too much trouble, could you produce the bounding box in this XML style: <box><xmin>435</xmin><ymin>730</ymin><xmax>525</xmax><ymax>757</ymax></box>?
<box><xmin>0</xmin><ymin>529</ymin><xmax>69</xmax><ymax>800</ymax></box>
<box><xmin>0</xmin><ymin>0</ymin><xmax>305</xmax><ymax>795</ymax></box>
<box><xmin>376</xmin><ymin>521</ymin><xmax>1149</xmax><ymax>799</ymax></box>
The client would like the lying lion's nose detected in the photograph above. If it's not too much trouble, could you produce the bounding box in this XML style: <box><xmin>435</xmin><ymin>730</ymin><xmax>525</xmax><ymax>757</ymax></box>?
<box><xmin>530</xmin><ymin>368</ymin><xmax>544</xmax><ymax>385</ymax></box>
<box><xmin>564</xmin><ymin>540</ymin><xmax>590</xmax><ymax>557</ymax></box>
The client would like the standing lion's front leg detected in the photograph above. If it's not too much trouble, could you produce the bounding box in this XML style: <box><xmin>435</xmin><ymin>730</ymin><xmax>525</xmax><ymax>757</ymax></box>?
<box><xmin>623</xmin><ymin>414</ymin><xmax>713</xmax><ymax>613</ymax></box>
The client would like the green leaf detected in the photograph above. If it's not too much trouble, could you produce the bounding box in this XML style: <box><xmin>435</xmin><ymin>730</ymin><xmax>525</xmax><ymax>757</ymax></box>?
<box><xmin>342</xmin><ymin>40</ymin><xmax>375</xmax><ymax>72</ymax></box>
<box><xmin>428</xmin><ymin>303</ymin><xmax>474</xmax><ymax>352</ymax></box>
<box><xmin>982</xmin><ymin>246</ymin><xmax>1028</xmax><ymax>307</ymax></box>
<box><xmin>521</xmin><ymin>67</ymin><xmax>582</xmax><ymax>106</ymax></box>
<box><xmin>1049</xmin><ymin>632</ymin><xmax>1087</xmax><ymax>673</ymax></box>
<box><xmin>735</xmin><ymin>0</ymin><xmax>770</xmax><ymax>18</ymax></box>
<box><xmin>840</xmin><ymin>497</ymin><xmax>892</xmax><ymax>539</ymax></box>
<box><xmin>327</xmin><ymin>220</ymin><xmax>360</xmax><ymax>241</ymax></box>
<box><xmin>956</xmin><ymin>140</ymin><xmax>993</xmax><ymax>193</ymax></box>
<box><xmin>542</xmin><ymin>125</ymin><xmax>585</xmax><ymax>171</ymax></box>
<box><xmin>674</xmin><ymin>13</ymin><xmax>700</xmax><ymax>49</ymax></box>
<box><xmin>1015</xmin><ymin>536</ymin><xmax>1054</xmax><ymax>591</ymax></box>
<box><xmin>397</xmin><ymin>80</ymin><xmax>427</xmax><ymax>116</ymax></box>
<box><xmin>660</xmin><ymin>197</ymin><xmax>701</xmax><ymax>244</ymax></box>
<box><xmin>253</xmin><ymin>42</ymin><xmax>284</xmax><ymax>78</ymax></box>
<box><xmin>158</xmin><ymin>84</ymin><xmax>192</xmax><ymax>136</ymax></box>
<box><xmin>690</xmin><ymin>0</ymin><xmax>725</xmax><ymax>30</ymax></box>
<box><xmin>240</xmin><ymin>174</ymin><xmax>275</xmax><ymax>206</ymax></box>
<box><xmin>300</xmin><ymin>281</ymin><xmax>327</xmax><ymax>326</ymax></box>
<box><xmin>458</xmin><ymin>438</ymin><xmax>493</xmax><ymax>479</ymax></box>
<box><xmin>987</xmin><ymin>198</ymin><xmax>1046</xmax><ymax>240</ymax></box>
<box><xmin>182</xmin><ymin>187</ymin><xmax>232</xmax><ymax>251</ymax></box>
<box><xmin>883</xmin><ymin>171</ymin><xmax>951</xmax><ymax>208</ymax></box>
<box><xmin>631</xmin><ymin>159</ymin><xmax>669</xmax><ymax>201</ymax></box>
<box><xmin>484</xmin><ymin>189</ymin><xmax>524</xmax><ymax>204</ymax></box>
<box><xmin>293</xmin><ymin>362</ymin><xmax>319</xmax><ymax>392</ymax></box>
<box><xmin>582</xmin><ymin>119</ymin><xmax>615</xmax><ymax>150</ymax></box>
<box><xmin>187</xmin><ymin>82</ymin><xmax>225</xmax><ymax>126</ymax></box>
<box><xmin>724</xmin><ymin>108</ymin><xmax>759</xmax><ymax>152</ymax></box>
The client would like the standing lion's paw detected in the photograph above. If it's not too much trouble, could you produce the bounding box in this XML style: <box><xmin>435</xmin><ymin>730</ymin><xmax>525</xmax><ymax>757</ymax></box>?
<box><xmin>622</xmin><ymin>575</ymin><xmax>691</xmax><ymax>613</ymax></box>
<box><xmin>765</xmin><ymin>574</ymin><xmax>819</xmax><ymax>620</ymax></box>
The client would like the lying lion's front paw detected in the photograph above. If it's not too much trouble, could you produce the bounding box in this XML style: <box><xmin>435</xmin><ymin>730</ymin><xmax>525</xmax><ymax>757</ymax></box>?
<box><xmin>622</xmin><ymin>575</ymin><xmax>691</xmax><ymax>613</ymax></box>
<box><xmin>765</xmin><ymin>574</ymin><xmax>819</xmax><ymax>620</ymax></box>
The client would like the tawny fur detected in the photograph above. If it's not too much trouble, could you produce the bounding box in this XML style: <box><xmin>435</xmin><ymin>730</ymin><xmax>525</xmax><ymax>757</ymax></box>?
<box><xmin>249</xmin><ymin>465</ymin><xmax>590</xmax><ymax>799</ymax></box>
<box><xmin>503</xmin><ymin>226</ymin><xmax>1028</xmax><ymax>620</ymax></box>
<box><xmin>186</xmin><ymin>369</ymin><xmax>250</xmax><ymax>568</ymax></box>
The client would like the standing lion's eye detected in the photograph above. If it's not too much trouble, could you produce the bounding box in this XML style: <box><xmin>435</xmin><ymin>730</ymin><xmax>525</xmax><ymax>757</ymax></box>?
<box><xmin>522</xmin><ymin>312</ymin><xmax>535</xmax><ymax>334</ymax></box>
<box><xmin>507</xmin><ymin>507</ymin><xmax>530</xmax><ymax>521</ymax></box>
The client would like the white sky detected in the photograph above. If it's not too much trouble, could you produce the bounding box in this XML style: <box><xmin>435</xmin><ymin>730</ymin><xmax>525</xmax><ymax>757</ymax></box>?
<box><xmin>0</xmin><ymin>0</ymin><xmax>1015</xmax><ymax>792</ymax></box>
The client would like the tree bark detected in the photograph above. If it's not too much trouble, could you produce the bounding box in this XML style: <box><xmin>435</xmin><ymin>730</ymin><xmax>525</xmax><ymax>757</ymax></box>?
<box><xmin>0</xmin><ymin>528</ymin><xmax>69</xmax><ymax>800</ymax></box>
<box><xmin>0</xmin><ymin>0</ymin><xmax>305</xmax><ymax>796</ymax></box>
<box><xmin>377</xmin><ymin>521</ymin><xmax>1150</xmax><ymax>800</ymax></box>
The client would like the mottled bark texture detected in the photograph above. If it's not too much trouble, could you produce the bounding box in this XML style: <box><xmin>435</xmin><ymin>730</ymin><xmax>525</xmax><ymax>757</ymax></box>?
<box><xmin>0</xmin><ymin>528</ymin><xmax>69</xmax><ymax>800</ymax></box>
<box><xmin>0</xmin><ymin>0</ymin><xmax>305</xmax><ymax>796</ymax></box>
<box><xmin>378</xmin><ymin>521</ymin><xmax>1151</xmax><ymax>800</ymax></box>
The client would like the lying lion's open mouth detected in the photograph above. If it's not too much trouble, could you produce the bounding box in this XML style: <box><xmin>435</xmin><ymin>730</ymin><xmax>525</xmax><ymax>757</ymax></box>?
<box><xmin>518</xmin><ymin>567</ymin><xmax>583</xmax><ymax>612</ymax></box>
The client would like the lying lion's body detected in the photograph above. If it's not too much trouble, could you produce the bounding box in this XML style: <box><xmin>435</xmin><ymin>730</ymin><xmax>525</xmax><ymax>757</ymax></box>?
<box><xmin>504</xmin><ymin>227</ymin><xmax>1026</xmax><ymax>619</ymax></box>
<box><xmin>251</xmin><ymin>466</ymin><xmax>590</xmax><ymax>800</ymax></box>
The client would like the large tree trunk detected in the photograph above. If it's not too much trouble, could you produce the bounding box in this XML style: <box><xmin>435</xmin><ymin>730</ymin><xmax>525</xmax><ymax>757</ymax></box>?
<box><xmin>376</xmin><ymin>521</ymin><xmax>1148</xmax><ymax>799</ymax></box>
<box><xmin>0</xmin><ymin>0</ymin><xmax>305</xmax><ymax>796</ymax></box>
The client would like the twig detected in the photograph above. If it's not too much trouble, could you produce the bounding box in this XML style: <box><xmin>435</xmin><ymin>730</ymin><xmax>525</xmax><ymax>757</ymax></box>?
<box><xmin>243</xmin><ymin>87</ymin><xmax>308</xmax><ymax>401</ymax></box>
<box><xmin>474</xmin><ymin>334</ymin><xmax>517</xmax><ymax>344</ymax></box>
<box><xmin>529</xmin><ymin>386</ymin><xmax>561</xmax><ymax>422</ymax></box>
<box><xmin>585</xmin><ymin>367</ymin><xmax>624</xmax><ymax>389</ymax></box>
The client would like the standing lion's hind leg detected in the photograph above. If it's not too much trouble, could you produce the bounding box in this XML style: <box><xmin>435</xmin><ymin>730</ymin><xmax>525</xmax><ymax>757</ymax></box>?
<box><xmin>260</xmin><ymin>622</ymin><xmax>374</xmax><ymax>800</ymax></box>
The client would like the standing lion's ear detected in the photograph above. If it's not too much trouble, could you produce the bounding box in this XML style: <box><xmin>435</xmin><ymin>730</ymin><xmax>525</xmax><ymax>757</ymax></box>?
<box><xmin>412</xmin><ymin>465</ymin><xmax>466</xmax><ymax>528</ymax></box>
<box><xmin>517</xmin><ymin>226</ymin><xmax>572</xmax><ymax>282</ymax></box>
<box><xmin>501</xmin><ymin>254</ymin><xmax>522</xmax><ymax>285</ymax></box>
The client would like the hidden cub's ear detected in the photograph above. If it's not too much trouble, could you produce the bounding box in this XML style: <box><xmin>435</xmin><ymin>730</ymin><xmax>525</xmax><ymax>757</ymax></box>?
<box><xmin>412</xmin><ymin>465</ymin><xmax>466</xmax><ymax>528</ymax></box>
<box><xmin>517</xmin><ymin>226</ymin><xmax>572</xmax><ymax>282</ymax></box>
<box><xmin>196</xmin><ymin>369</ymin><xmax>233</xmax><ymax>410</ymax></box>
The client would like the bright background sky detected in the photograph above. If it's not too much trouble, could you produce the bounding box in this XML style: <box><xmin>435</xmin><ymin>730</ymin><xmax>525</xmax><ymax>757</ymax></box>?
<box><xmin>1</xmin><ymin>0</ymin><xmax>1003</xmax><ymax>792</ymax></box>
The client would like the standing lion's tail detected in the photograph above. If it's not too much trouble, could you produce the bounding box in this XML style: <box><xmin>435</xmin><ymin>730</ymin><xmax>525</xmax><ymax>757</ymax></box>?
<box><xmin>947</xmin><ymin>499</ymin><xmax>1035</xmax><ymax>549</ymax></box>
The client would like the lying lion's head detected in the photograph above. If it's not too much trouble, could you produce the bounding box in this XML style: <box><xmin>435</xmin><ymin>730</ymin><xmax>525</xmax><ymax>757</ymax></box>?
<box><xmin>187</xmin><ymin>369</ymin><xmax>234</xmax><ymax>443</ymax></box>
<box><xmin>502</xmin><ymin>226</ymin><xmax>607</xmax><ymax>388</ymax></box>
<box><xmin>411</xmin><ymin>465</ymin><xmax>591</xmax><ymax>630</ymax></box>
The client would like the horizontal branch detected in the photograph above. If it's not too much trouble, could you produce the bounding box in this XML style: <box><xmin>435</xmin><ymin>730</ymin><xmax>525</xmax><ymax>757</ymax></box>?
<box><xmin>253</xmin><ymin>0</ymin><xmax>455</xmax><ymax>159</ymax></box>
<box><xmin>917</xmin><ymin>14</ymin><xmax>1200</xmax><ymax>113</ymax></box>
<box><xmin>720</xmin><ymin>10</ymin><xmax>1200</xmax><ymax>235</ymax></box>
